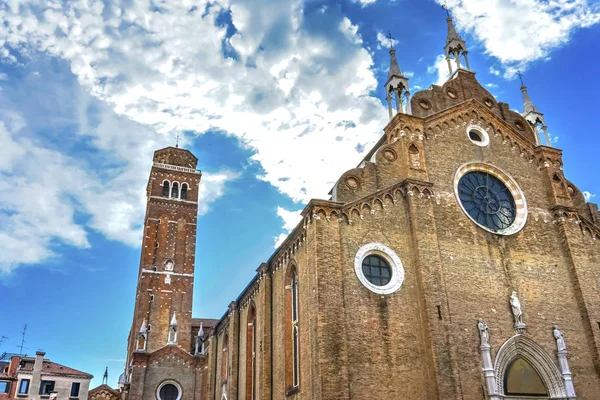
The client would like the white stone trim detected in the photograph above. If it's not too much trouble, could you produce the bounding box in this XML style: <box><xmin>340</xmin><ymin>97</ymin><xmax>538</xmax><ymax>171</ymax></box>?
<box><xmin>454</xmin><ymin>162</ymin><xmax>528</xmax><ymax>235</ymax></box>
<box><xmin>153</xmin><ymin>162</ymin><xmax>200</xmax><ymax>174</ymax></box>
<box><xmin>494</xmin><ymin>334</ymin><xmax>568</xmax><ymax>399</ymax></box>
<box><xmin>466</xmin><ymin>124</ymin><xmax>490</xmax><ymax>147</ymax></box>
<box><xmin>141</xmin><ymin>269</ymin><xmax>194</xmax><ymax>277</ymax></box>
<box><xmin>354</xmin><ymin>243</ymin><xmax>404</xmax><ymax>295</ymax></box>
<box><xmin>156</xmin><ymin>380</ymin><xmax>182</xmax><ymax>400</ymax></box>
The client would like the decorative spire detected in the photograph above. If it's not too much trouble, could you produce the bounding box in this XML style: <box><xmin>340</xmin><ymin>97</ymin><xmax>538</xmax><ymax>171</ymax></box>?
<box><xmin>384</xmin><ymin>31</ymin><xmax>411</xmax><ymax>120</ymax></box>
<box><xmin>388</xmin><ymin>48</ymin><xmax>402</xmax><ymax>79</ymax></box>
<box><xmin>518</xmin><ymin>73</ymin><xmax>551</xmax><ymax>146</ymax></box>
<box><xmin>168</xmin><ymin>312</ymin><xmax>178</xmax><ymax>344</ymax></box>
<box><xmin>445</xmin><ymin>15</ymin><xmax>462</xmax><ymax>45</ymax></box>
<box><xmin>102</xmin><ymin>367</ymin><xmax>108</xmax><ymax>385</ymax></box>
<box><xmin>198</xmin><ymin>322</ymin><xmax>204</xmax><ymax>337</ymax></box>
<box><xmin>442</xmin><ymin>5</ymin><xmax>470</xmax><ymax>76</ymax></box>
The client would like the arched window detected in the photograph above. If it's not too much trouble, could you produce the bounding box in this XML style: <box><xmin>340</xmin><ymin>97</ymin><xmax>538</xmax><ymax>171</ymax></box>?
<box><xmin>171</xmin><ymin>182</ymin><xmax>179</xmax><ymax>199</ymax></box>
<box><xmin>285</xmin><ymin>266</ymin><xmax>299</xmax><ymax>391</ymax></box>
<box><xmin>162</xmin><ymin>180</ymin><xmax>170</xmax><ymax>197</ymax></box>
<box><xmin>504</xmin><ymin>357</ymin><xmax>548</xmax><ymax>397</ymax></box>
<box><xmin>245</xmin><ymin>304</ymin><xmax>256</xmax><ymax>400</ymax></box>
<box><xmin>221</xmin><ymin>333</ymin><xmax>229</xmax><ymax>383</ymax></box>
<box><xmin>408</xmin><ymin>144</ymin><xmax>421</xmax><ymax>169</ymax></box>
<box><xmin>181</xmin><ymin>183</ymin><xmax>188</xmax><ymax>200</ymax></box>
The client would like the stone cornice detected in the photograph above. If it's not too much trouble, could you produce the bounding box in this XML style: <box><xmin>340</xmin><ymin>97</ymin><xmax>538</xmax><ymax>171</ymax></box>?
<box><xmin>153</xmin><ymin>162</ymin><xmax>201</xmax><ymax>175</ymax></box>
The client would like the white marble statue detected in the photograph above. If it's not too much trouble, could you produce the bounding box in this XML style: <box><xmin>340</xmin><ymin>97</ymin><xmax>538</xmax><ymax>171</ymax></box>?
<box><xmin>553</xmin><ymin>326</ymin><xmax>567</xmax><ymax>352</ymax></box>
<box><xmin>478</xmin><ymin>319</ymin><xmax>489</xmax><ymax>346</ymax></box>
<box><xmin>510</xmin><ymin>291</ymin><xmax>524</xmax><ymax>326</ymax></box>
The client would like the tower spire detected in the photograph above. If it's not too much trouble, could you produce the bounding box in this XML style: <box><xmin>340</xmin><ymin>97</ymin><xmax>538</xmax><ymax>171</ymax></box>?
<box><xmin>384</xmin><ymin>32</ymin><xmax>411</xmax><ymax>120</ymax></box>
<box><xmin>519</xmin><ymin>73</ymin><xmax>551</xmax><ymax>146</ymax></box>
<box><xmin>443</xmin><ymin>5</ymin><xmax>470</xmax><ymax>76</ymax></box>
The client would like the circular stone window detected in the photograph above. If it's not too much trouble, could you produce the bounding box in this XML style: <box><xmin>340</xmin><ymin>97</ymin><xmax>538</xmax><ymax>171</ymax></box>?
<box><xmin>466</xmin><ymin>125</ymin><xmax>490</xmax><ymax>147</ymax></box>
<box><xmin>354</xmin><ymin>243</ymin><xmax>404</xmax><ymax>295</ymax></box>
<box><xmin>454</xmin><ymin>163</ymin><xmax>527</xmax><ymax>235</ymax></box>
<box><xmin>514</xmin><ymin>120</ymin><xmax>525</xmax><ymax>131</ymax></box>
<box><xmin>157</xmin><ymin>382</ymin><xmax>182</xmax><ymax>400</ymax></box>
<box><xmin>345</xmin><ymin>176</ymin><xmax>360</xmax><ymax>189</ymax></box>
<box><xmin>484</xmin><ymin>98</ymin><xmax>494</xmax><ymax>108</ymax></box>
<box><xmin>382</xmin><ymin>148</ymin><xmax>397</xmax><ymax>162</ymax></box>
<box><xmin>446</xmin><ymin>88</ymin><xmax>458</xmax><ymax>99</ymax></box>
<box><xmin>418</xmin><ymin>99</ymin><xmax>432</xmax><ymax>110</ymax></box>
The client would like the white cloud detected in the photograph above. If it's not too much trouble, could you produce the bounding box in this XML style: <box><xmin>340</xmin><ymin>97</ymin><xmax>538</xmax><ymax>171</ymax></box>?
<box><xmin>273</xmin><ymin>207</ymin><xmax>303</xmax><ymax>248</ymax></box>
<box><xmin>486</xmin><ymin>83</ymin><xmax>498</xmax><ymax>88</ymax></box>
<box><xmin>0</xmin><ymin>0</ymin><xmax>389</xmax><ymax>272</ymax></box>
<box><xmin>489</xmin><ymin>67</ymin><xmax>501</xmax><ymax>76</ymax></box>
<box><xmin>584</xmin><ymin>191</ymin><xmax>596</xmax><ymax>202</ymax></box>
<box><xmin>437</xmin><ymin>0</ymin><xmax>600</xmax><ymax>75</ymax></box>
<box><xmin>352</xmin><ymin>0</ymin><xmax>377</xmax><ymax>7</ymax></box>
<box><xmin>427</xmin><ymin>54</ymin><xmax>450</xmax><ymax>86</ymax></box>
<box><xmin>198</xmin><ymin>171</ymin><xmax>242</xmax><ymax>215</ymax></box>
<box><xmin>0</xmin><ymin>73</ymin><xmax>7</xmax><ymax>80</ymax></box>
<box><xmin>0</xmin><ymin>95</ymin><xmax>238</xmax><ymax>274</ymax></box>
<box><xmin>376</xmin><ymin>31</ymin><xmax>398</xmax><ymax>49</ymax></box>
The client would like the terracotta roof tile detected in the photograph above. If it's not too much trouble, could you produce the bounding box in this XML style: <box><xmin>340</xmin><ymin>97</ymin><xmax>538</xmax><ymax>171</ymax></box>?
<box><xmin>18</xmin><ymin>358</ymin><xmax>92</xmax><ymax>379</ymax></box>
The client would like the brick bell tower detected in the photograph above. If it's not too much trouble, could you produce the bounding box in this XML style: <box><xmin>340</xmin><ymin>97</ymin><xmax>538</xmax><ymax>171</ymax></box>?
<box><xmin>124</xmin><ymin>146</ymin><xmax>202</xmax><ymax>377</ymax></box>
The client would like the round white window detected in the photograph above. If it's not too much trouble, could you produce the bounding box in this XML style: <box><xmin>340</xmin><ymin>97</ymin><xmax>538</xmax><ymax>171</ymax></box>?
<box><xmin>466</xmin><ymin>125</ymin><xmax>490</xmax><ymax>147</ymax></box>
<box><xmin>354</xmin><ymin>243</ymin><xmax>404</xmax><ymax>295</ymax></box>
<box><xmin>454</xmin><ymin>163</ymin><xmax>528</xmax><ymax>235</ymax></box>
<box><xmin>156</xmin><ymin>381</ymin><xmax>182</xmax><ymax>400</ymax></box>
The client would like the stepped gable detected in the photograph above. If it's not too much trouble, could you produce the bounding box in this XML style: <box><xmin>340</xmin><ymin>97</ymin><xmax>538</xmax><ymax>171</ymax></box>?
<box><xmin>410</xmin><ymin>70</ymin><xmax>537</xmax><ymax>144</ymax></box>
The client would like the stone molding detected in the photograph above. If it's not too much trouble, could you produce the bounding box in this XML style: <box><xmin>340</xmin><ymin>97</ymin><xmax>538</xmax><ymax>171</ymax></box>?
<box><xmin>493</xmin><ymin>334</ymin><xmax>568</xmax><ymax>399</ymax></box>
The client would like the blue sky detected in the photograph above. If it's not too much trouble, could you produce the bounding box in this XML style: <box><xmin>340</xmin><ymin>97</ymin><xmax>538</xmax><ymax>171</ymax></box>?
<box><xmin>0</xmin><ymin>0</ymin><xmax>599</xmax><ymax>389</ymax></box>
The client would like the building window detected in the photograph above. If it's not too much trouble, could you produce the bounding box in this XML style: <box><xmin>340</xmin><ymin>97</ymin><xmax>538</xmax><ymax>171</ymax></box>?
<box><xmin>171</xmin><ymin>182</ymin><xmax>179</xmax><ymax>199</ymax></box>
<box><xmin>454</xmin><ymin>163</ymin><xmax>527</xmax><ymax>236</ymax></box>
<box><xmin>285</xmin><ymin>266</ymin><xmax>299</xmax><ymax>391</ymax></box>
<box><xmin>18</xmin><ymin>379</ymin><xmax>30</xmax><ymax>394</ymax></box>
<box><xmin>221</xmin><ymin>333</ymin><xmax>229</xmax><ymax>382</ymax></box>
<box><xmin>181</xmin><ymin>183</ymin><xmax>188</xmax><ymax>200</ymax></box>
<box><xmin>70</xmin><ymin>382</ymin><xmax>81</xmax><ymax>397</ymax></box>
<box><xmin>0</xmin><ymin>381</ymin><xmax>9</xmax><ymax>393</ymax></box>
<box><xmin>361</xmin><ymin>255</ymin><xmax>392</xmax><ymax>286</ymax></box>
<box><xmin>39</xmin><ymin>380</ymin><xmax>55</xmax><ymax>395</ymax></box>
<box><xmin>354</xmin><ymin>243</ymin><xmax>405</xmax><ymax>295</ymax></box>
<box><xmin>162</xmin><ymin>180</ymin><xmax>170</xmax><ymax>197</ymax></box>
<box><xmin>156</xmin><ymin>381</ymin><xmax>182</xmax><ymax>400</ymax></box>
<box><xmin>504</xmin><ymin>357</ymin><xmax>548</xmax><ymax>397</ymax></box>
<box><xmin>246</xmin><ymin>304</ymin><xmax>256</xmax><ymax>400</ymax></box>
<box><xmin>466</xmin><ymin>125</ymin><xmax>490</xmax><ymax>147</ymax></box>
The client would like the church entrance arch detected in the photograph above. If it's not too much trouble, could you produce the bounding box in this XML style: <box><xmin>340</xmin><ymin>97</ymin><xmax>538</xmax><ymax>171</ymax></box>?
<box><xmin>494</xmin><ymin>335</ymin><xmax>567</xmax><ymax>399</ymax></box>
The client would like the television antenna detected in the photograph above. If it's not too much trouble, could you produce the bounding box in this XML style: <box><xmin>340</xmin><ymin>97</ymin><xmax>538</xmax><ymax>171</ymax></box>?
<box><xmin>0</xmin><ymin>336</ymin><xmax>8</xmax><ymax>351</ymax></box>
<box><xmin>17</xmin><ymin>324</ymin><xmax>28</xmax><ymax>355</ymax></box>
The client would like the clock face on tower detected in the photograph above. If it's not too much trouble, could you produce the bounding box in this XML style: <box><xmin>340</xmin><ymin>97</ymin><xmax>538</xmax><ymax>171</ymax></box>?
<box><xmin>457</xmin><ymin>171</ymin><xmax>516</xmax><ymax>232</ymax></box>
<box><xmin>454</xmin><ymin>163</ymin><xmax>527</xmax><ymax>235</ymax></box>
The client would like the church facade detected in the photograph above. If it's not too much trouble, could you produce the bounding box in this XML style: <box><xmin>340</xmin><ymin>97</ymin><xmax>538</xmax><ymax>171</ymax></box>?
<box><xmin>117</xmin><ymin>14</ymin><xmax>600</xmax><ymax>400</ymax></box>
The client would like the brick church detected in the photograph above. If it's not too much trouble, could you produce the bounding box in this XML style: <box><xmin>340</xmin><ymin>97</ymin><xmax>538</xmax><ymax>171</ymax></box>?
<box><xmin>112</xmin><ymin>12</ymin><xmax>600</xmax><ymax>400</ymax></box>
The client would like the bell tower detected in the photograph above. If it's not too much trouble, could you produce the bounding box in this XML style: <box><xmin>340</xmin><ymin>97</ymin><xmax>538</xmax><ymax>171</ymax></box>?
<box><xmin>125</xmin><ymin>146</ymin><xmax>202</xmax><ymax>372</ymax></box>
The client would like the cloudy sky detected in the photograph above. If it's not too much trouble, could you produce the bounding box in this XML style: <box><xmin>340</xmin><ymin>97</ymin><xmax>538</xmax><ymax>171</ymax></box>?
<box><xmin>0</xmin><ymin>0</ymin><xmax>599</xmax><ymax>388</ymax></box>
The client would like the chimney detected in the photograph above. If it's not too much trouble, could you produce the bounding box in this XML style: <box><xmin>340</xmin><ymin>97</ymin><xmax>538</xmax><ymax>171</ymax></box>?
<box><xmin>34</xmin><ymin>351</ymin><xmax>45</xmax><ymax>371</ymax></box>
<box><xmin>29</xmin><ymin>351</ymin><xmax>46</xmax><ymax>397</ymax></box>
<box><xmin>8</xmin><ymin>355</ymin><xmax>20</xmax><ymax>375</ymax></box>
